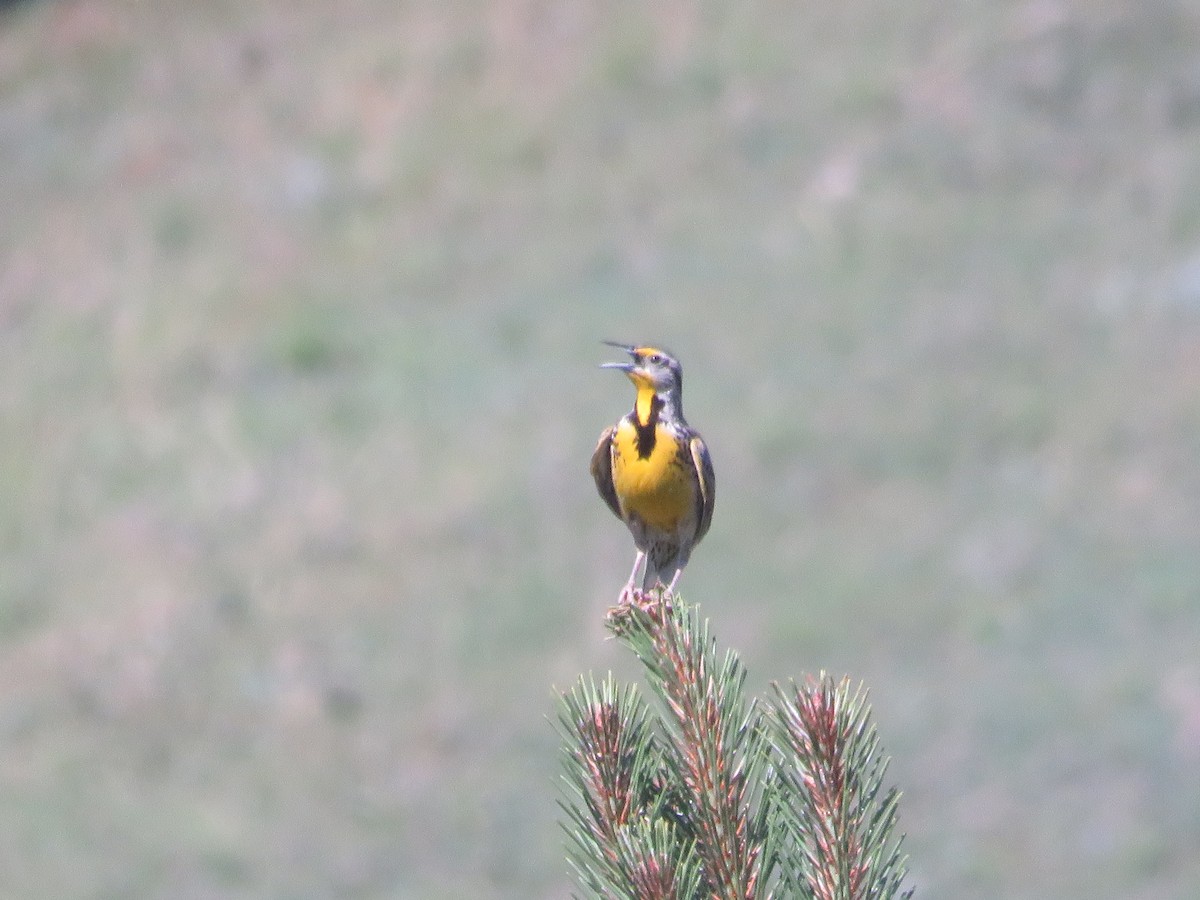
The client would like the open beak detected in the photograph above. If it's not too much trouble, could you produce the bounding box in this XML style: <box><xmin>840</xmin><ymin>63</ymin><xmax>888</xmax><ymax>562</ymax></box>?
<box><xmin>600</xmin><ymin>341</ymin><xmax>651</xmax><ymax>385</ymax></box>
<box><xmin>599</xmin><ymin>340</ymin><xmax>638</xmax><ymax>373</ymax></box>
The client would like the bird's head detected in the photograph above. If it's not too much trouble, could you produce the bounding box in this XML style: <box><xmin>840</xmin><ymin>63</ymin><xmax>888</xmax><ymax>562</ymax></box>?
<box><xmin>601</xmin><ymin>341</ymin><xmax>684</xmax><ymax>423</ymax></box>
<box><xmin>601</xmin><ymin>342</ymin><xmax>681</xmax><ymax>392</ymax></box>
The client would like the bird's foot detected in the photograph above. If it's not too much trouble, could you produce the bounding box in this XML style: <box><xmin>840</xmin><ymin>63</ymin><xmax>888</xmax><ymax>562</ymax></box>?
<box><xmin>629</xmin><ymin>585</ymin><xmax>672</xmax><ymax>619</ymax></box>
<box><xmin>606</xmin><ymin>584</ymin><xmax>672</xmax><ymax>633</ymax></box>
<box><xmin>616</xmin><ymin>583</ymin><xmax>642</xmax><ymax>607</ymax></box>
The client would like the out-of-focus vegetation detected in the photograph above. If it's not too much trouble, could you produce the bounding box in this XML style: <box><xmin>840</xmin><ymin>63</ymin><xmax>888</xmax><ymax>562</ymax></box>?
<box><xmin>2</xmin><ymin>1</ymin><xmax>1199</xmax><ymax>897</ymax></box>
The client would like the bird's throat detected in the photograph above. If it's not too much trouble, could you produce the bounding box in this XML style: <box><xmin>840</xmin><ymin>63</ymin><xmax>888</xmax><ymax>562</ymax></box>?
<box><xmin>633</xmin><ymin>387</ymin><xmax>661</xmax><ymax>459</ymax></box>
<box><xmin>635</xmin><ymin>386</ymin><xmax>658</xmax><ymax>428</ymax></box>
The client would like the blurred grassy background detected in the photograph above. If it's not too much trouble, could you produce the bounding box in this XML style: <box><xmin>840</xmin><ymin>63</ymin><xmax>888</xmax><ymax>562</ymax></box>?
<box><xmin>3</xmin><ymin>0</ymin><xmax>1200</xmax><ymax>896</ymax></box>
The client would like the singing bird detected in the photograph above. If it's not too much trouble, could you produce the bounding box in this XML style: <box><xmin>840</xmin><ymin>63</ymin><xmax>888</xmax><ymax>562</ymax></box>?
<box><xmin>591</xmin><ymin>342</ymin><xmax>715</xmax><ymax>601</ymax></box>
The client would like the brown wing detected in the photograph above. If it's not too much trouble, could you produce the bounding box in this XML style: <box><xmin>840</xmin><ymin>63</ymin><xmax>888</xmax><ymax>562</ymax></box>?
<box><xmin>689</xmin><ymin>434</ymin><xmax>715</xmax><ymax>544</ymax></box>
<box><xmin>590</xmin><ymin>425</ymin><xmax>622</xmax><ymax>520</ymax></box>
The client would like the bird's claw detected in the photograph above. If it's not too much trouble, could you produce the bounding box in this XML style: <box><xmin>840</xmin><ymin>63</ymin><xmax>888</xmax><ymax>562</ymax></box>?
<box><xmin>620</xmin><ymin>585</ymin><xmax>672</xmax><ymax>615</ymax></box>
<box><xmin>606</xmin><ymin>585</ymin><xmax>673</xmax><ymax>634</ymax></box>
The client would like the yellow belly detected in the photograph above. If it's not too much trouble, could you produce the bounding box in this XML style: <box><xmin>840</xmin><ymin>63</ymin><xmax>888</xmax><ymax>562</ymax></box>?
<box><xmin>611</xmin><ymin>422</ymin><xmax>692</xmax><ymax>532</ymax></box>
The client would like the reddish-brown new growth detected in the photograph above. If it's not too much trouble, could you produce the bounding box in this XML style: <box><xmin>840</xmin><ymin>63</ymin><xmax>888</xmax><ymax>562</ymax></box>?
<box><xmin>609</xmin><ymin>591</ymin><xmax>762</xmax><ymax>900</ymax></box>
<box><xmin>627</xmin><ymin>848</ymin><xmax>687</xmax><ymax>900</ymax></box>
<box><xmin>780</xmin><ymin>677</ymin><xmax>870</xmax><ymax>900</ymax></box>
<box><xmin>580</xmin><ymin>701</ymin><xmax>635</xmax><ymax>831</ymax></box>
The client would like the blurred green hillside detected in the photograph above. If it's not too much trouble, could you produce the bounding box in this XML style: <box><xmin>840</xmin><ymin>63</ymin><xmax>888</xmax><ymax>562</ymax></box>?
<box><xmin>3</xmin><ymin>0</ymin><xmax>1200</xmax><ymax>897</ymax></box>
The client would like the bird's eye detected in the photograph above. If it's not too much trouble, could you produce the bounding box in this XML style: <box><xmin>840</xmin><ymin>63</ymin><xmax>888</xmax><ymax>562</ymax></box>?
<box><xmin>649</xmin><ymin>353</ymin><xmax>664</xmax><ymax>365</ymax></box>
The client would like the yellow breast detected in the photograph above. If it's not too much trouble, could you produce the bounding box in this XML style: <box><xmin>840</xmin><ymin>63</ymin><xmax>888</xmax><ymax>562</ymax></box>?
<box><xmin>610</xmin><ymin>420</ymin><xmax>693</xmax><ymax>532</ymax></box>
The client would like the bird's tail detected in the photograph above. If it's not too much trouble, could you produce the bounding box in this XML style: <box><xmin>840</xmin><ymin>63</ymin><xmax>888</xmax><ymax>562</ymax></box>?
<box><xmin>641</xmin><ymin>551</ymin><xmax>687</xmax><ymax>593</ymax></box>
<box><xmin>639</xmin><ymin>562</ymin><xmax>664</xmax><ymax>592</ymax></box>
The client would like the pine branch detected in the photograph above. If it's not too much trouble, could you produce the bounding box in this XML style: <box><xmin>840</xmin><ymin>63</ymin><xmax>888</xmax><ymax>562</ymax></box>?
<box><xmin>557</xmin><ymin>592</ymin><xmax>911</xmax><ymax>900</ymax></box>
<box><xmin>768</xmin><ymin>676</ymin><xmax>912</xmax><ymax>900</ymax></box>
<box><xmin>558</xmin><ymin>675</ymin><xmax>693</xmax><ymax>898</ymax></box>
<box><xmin>607</xmin><ymin>595</ymin><xmax>773</xmax><ymax>899</ymax></box>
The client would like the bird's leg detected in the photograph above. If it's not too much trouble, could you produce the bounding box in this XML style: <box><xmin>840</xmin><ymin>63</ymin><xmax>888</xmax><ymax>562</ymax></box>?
<box><xmin>619</xmin><ymin>551</ymin><xmax>647</xmax><ymax>605</ymax></box>
<box><xmin>664</xmin><ymin>567</ymin><xmax>684</xmax><ymax>596</ymax></box>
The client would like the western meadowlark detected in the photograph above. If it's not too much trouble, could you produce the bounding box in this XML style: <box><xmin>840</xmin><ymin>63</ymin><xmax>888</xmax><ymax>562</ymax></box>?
<box><xmin>591</xmin><ymin>342</ymin><xmax>715</xmax><ymax>603</ymax></box>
